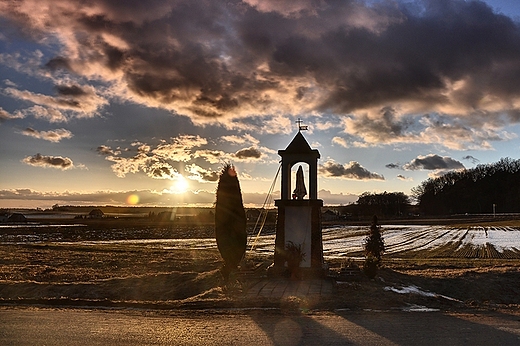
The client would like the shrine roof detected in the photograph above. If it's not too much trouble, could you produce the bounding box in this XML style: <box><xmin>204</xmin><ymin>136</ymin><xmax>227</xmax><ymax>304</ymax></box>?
<box><xmin>280</xmin><ymin>131</ymin><xmax>317</xmax><ymax>155</ymax></box>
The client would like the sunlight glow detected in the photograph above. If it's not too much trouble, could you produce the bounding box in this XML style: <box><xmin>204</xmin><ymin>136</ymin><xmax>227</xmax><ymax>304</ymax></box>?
<box><xmin>126</xmin><ymin>194</ymin><xmax>139</xmax><ymax>205</ymax></box>
<box><xmin>171</xmin><ymin>177</ymin><xmax>189</xmax><ymax>194</ymax></box>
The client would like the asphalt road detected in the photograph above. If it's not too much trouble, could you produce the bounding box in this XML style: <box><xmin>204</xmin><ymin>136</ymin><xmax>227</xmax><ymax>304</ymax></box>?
<box><xmin>1</xmin><ymin>307</ymin><xmax>520</xmax><ymax>345</ymax></box>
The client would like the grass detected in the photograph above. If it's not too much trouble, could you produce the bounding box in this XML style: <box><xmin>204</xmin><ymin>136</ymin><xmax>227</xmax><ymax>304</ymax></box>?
<box><xmin>1</xmin><ymin>220</ymin><xmax>519</xmax><ymax>311</ymax></box>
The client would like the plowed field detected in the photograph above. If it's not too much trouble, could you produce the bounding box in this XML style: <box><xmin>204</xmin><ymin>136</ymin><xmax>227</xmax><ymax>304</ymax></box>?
<box><xmin>0</xmin><ymin>222</ymin><xmax>519</xmax><ymax>312</ymax></box>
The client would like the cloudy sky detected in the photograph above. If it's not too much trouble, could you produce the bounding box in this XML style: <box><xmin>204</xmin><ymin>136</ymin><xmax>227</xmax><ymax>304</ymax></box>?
<box><xmin>1</xmin><ymin>0</ymin><xmax>520</xmax><ymax>208</ymax></box>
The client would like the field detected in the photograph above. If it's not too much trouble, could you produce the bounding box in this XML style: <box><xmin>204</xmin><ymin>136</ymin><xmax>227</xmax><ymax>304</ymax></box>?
<box><xmin>0</xmin><ymin>219</ymin><xmax>519</xmax><ymax>312</ymax></box>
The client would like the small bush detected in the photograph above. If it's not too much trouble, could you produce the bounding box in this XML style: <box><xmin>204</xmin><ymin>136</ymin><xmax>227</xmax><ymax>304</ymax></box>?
<box><xmin>285</xmin><ymin>241</ymin><xmax>305</xmax><ymax>279</ymax></box>
<box><xmin>363</xmin><ymin>215</ymin><xmax>385</xmax><ymax>278</ymax></box>
<box><xmin>363</xmin><ymin>256</ymin><xmax>378</xmax><ymax>279</ymax></box>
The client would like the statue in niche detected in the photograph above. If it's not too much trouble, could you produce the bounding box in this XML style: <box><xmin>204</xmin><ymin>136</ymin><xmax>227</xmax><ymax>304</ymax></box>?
<box><xmin>292</xmin><ymin>165</ymin><xmax>307</xmax><ymax>200</ymax></box>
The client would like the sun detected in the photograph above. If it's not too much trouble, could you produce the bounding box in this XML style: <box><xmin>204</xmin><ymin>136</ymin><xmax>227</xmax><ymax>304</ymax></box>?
<box><xmin>171</xmin><ymin>177</ymin><xmax>189</xmax><ymax>194</ymax></box>
<box><xmin>126</xmin><ymin>194</ymin><xmax>139</xmax><ymax>205</ymax></box>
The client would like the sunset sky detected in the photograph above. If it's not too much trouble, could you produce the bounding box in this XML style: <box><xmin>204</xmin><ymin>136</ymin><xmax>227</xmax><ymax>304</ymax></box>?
<box><xmin>2</xmin><ymin>0</ymin><xmax>520</xmax><ymax>209</ymax></box>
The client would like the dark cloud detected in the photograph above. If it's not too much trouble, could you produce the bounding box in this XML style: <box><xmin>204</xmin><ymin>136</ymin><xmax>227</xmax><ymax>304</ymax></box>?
<box><xmin>343</xmin><ymin>107</ymin><xmax>414</xmax><ymax>143</ymax></box>
<box><xmin>198</xmin><ymin>171</ymin><xmax>220</xmax><ymax>182</ymax></box>
<box><xmin>55</xmin><ymin>85</ymin><xmax>89</xmax><ymax>97</ymax></box>
<box><xmin>320</xmin><ymin>160</ymin><xmax>384</xmax><ymax>180</ymax></box>
<box><xmin>2</xmin><ymin>0</ymin><xmax>520</xmax><ymax>135</ymax></box>
<box><xmin>314</xmin><ymin>1</ymin><xmax>520</xmax><ymax>113</ymax></box>
<box><xmin>186</xmin><ymin>164</ymin><xmax>220</xmax><ymax>182</ymax></box>
<box><xmin>148</xmin><ymin>163</ymin><xmax>176</xmax><ymax>179</ymax></box>
<box><xmin>4</xmin><ymin>85</ymin><xmax>107</xmax><ymax>118</ymax></box>
<box><xmin>235</xmin><ymin>147</ymin><xmax>262</xmax><ymax>159</ymax></box>
<box><xmin>462</xmin><ymin>155</ymin><xmax>480</xmax><ymax>164</ymax></box>
<box><xmin>45</xmin><ymin>57</ymin><xmax>72</xmax><ymax>71</ymax></box>
<box><xmin>20</xmin><ymin>127</ymin><xmax>72</xmax><ymax>142</ymax></box>
<box><xmin>1</xmin><ymin>0</ymin><xmax>520</xmax><ymax>158</ymax></box>
<box><xmin>22</xmin><ymin>127</ymin><xmax>37</xmax><ymax>135</ymax></box>
<box><xmin>403</xmin><ymin>154</ymin><xmax>465</xmax><ymax>171</ymax></box>
<box><xmin>96</xmin><ymin>145</ymin><xmax>120</xmax><ymax>156</ymax></box>
<box><xmin>385</xmin><ymin>163</ymin><xmax>401</xmax><ymax>169</ymax></box>
<box><xmin>22</xmin><ymin>153</ymin><xmax>74</xmax><ymax>169</ymax></box>
<box><xmin>397</xmin><ymin>174</ymin><xmax>412</xmax><ymax>181</ymax></box>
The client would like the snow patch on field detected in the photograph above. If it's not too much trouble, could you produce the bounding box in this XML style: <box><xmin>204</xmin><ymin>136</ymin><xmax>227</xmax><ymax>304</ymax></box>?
<box><xmin>401</xmin><ymin>305</ymin><xmax>440</xmax><ymax>312</ymax></box>
<box><xmin>1</xmin><ymin>224</ymin><xmax>519</xmax><ymax>257</ymax></box>
<box><xmin>320</xmin><ymin>225</ymin><xmax>520</xmax><ymax>258</ymax></box>
<box><xmin>476</xmin><ymin>226</ymin><xmax>518</xmax><ymax>251</ymax></box>
<box><xmin>384</xmin><ymin>285</ymin><xmax>461</xmax><ymax>302</ymax></box>
<box><xmin>453</xmin><ymin>226</ymin><xmax>520</xmax><ymax>252</ymax></box>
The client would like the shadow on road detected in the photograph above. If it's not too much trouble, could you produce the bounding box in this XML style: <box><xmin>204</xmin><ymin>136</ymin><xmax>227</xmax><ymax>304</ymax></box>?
<box><xmin>335</xmin><ymin>310</ymin><xmax>520</xmax><ymax>345</ymax></box>
<box><xmin>247</xmin><ymin>308</ymin><xmax>520</xmax><ymax>345</ymax></box>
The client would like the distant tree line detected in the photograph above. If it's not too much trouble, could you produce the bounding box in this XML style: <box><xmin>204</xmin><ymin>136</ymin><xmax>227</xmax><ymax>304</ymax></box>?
<box><xmin>412</xmin><ymin>157</ymin><xmax>520</xmax><ymax>215</ymax></box>
<box><xmin>357</xmin><ymin>191</ymin><xmax>411</xmax><ymax>217</ymax></box>
<box><xmin>337</xmin><ymin>191</ymin><xmax>412</xmax><ymax>219</ymax></box>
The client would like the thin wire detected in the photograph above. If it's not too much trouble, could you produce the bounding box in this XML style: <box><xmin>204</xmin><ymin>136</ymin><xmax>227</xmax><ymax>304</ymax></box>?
<box><xmin>251</xmin><ymin>163</ymin><xmax>281</xmax><ymax>235</ymax></box>
<box><xmin>249</xmin><ymin>163</ymin><xmax>281</xmax><ymax>251</ymax></box>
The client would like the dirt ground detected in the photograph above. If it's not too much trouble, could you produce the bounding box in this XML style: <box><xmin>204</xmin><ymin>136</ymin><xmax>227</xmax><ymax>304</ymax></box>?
<box><xmin>0</xmin><ymin>223</ymin><xmax>519</xmax><ymax>313</ymax></box>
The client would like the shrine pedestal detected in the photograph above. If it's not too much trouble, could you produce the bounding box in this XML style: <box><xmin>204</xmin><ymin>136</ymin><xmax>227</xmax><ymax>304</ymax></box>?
<box><xmin>270</xmin><ymin>199</ymin><xmax>326</xmax><ymax>278</ymax></box>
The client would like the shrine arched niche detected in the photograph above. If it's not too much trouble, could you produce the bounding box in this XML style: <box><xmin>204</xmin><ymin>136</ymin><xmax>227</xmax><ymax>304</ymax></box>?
<box><xmin>290</xmin><ymin>162</ymin><xmax>310</xmax><ymax>200</ymax></box>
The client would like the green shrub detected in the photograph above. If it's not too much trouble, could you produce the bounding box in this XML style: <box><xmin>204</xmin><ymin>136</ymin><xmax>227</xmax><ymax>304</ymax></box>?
<box><xmin>363</xmin><ymin>256</ymin><xmax>379</xmax><ymax>279</ymax></box>
<box><xmin>363</xmin><ymin>215</ymin><xmax>385</xmax><ymax>278</ymax></box>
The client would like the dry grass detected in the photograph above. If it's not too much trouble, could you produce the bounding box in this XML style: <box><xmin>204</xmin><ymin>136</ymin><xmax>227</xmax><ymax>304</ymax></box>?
<box><xmin>0</xmin><ymin>222</ymin><xmax>519</xmax><ymax>311</ymax></box>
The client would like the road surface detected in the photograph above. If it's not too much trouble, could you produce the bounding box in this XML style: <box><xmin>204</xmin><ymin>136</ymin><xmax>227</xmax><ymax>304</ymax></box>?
<box><xmin>1</xmin><ymin>307</ymin><xmax>520</xmax><ymax>345</ymax></box>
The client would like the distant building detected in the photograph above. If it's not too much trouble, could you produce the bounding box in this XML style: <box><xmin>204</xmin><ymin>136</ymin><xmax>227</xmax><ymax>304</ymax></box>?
<box><xmin>0</xmin><ymin>212</ymin><xmax>9</xmax><ymax>223</ymax></box>
<box><xmin>322</xmin><ymin>209</ymin><xmax>339</xmax><ymax>222</ymax></box>
<box><xmin>7</xmin><ymin>213</ymin><xmax>27</xmax><ymax>223</ymax></box>
<box><xmin>88</xmin><ymin>209</ymin><xmax>105</xmax><ymax>219</ymax></box>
